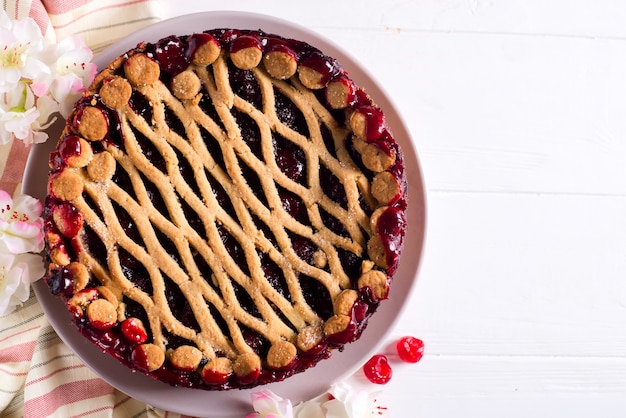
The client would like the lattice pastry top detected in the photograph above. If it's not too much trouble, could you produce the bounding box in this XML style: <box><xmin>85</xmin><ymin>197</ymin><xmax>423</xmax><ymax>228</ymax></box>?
<box><xmin>44</xmin><ymin>29</ymin><xmax>408</xmax><ymax>390</ymax></box>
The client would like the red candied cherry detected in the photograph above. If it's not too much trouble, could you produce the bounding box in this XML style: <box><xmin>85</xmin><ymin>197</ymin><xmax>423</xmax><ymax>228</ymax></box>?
<box><xmin>363</xmin><ymin>354</ymin><xmax>392</xmax><ymax>384</ymax></box>
<box><xmin>120</xmin><ymin>317</ymin><xmax>148</xmax><ymax>344</ymax></box>
<box><xmin>396</xmin><ymin>336</ymin><xmax>424</xmax><ymax>363</ymax></box>
<box><xmin>201</xmin><ymin>367</ymin><xmax>231</xmax><ymax>385</ymax></box>
<box><xmin>49</xmin><ymin>151</ymin><xmax>65</xmax><ymax>172</ymax></box>
<box><xmin>52</xmin><ymin>203</ymin><xmax>83</xmax><ymax>238</ymax></box>
<box><xmin>58</xmin><ymin>135</ymin><xmax>82</xmax><ymax>162</ymax></box>
<box><xmin>375</xmin><ymin>206</ymin><xmax>406</xmax><ymax>239</ymax></box>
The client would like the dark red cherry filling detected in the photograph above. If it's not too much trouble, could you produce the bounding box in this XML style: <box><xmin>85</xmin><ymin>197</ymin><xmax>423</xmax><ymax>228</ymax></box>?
<box><xmin>355</xmin><ymin>105</ymin><xmax>386</xmax><ymax>141</ymax></box>
<box><xmin>299</xmin><ymin>51</ymin><xmax>342</xmax><ymax>85</ymax></box>
<box><xmin>53</xmin><ymin>202</ymin><xmax>83</xmax><ymax>238</ymax></box>
<box><xmin>186</xmin><ymin>32</ymin><xmax>219</xmax><ymax>61</ymax></box>
<box><xmin>229</xmin><ymin>34</ymin><xmax>263</xmax><ymax>53</ymax></box>
<box><xmin>229</xmin><ymin>64</ymin><xmax>263</xmax><ymax>110</ymax></box>
<box><xmin>154</xmin><ymin>35</ymin><xmax>189</xmax><ymax>75</ymax></box>
<box><xmin>265</xmin><ymin>41</ymin><xmax>297</xmax><ymax>59</ymax></box>
<box><xmin>46</xmin><ymin>265</ymin><xmax>74</xmax><ymax>296</ymax></box>
<box><xmin>201</xmin><ymin>367</ymin><xmax>231</xmax><ymax>385</ymax></box>
<box><xmin>58</xmin><ymin>135</ymin><xmax>83</xmax><ymax>162</ymax></box>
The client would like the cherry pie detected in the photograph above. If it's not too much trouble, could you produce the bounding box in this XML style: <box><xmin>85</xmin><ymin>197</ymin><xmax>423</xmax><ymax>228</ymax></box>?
<box><xmin>43</xmin><ymin>29</ymin><xmax>408</xmax><ymax>390</ymax></box>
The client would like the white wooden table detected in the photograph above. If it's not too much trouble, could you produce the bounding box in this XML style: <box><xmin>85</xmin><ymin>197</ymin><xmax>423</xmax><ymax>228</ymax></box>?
<box><xmin>162</xmin><ymin>2</ymin><xmax>626</xmax><ymax>416</ymax></box>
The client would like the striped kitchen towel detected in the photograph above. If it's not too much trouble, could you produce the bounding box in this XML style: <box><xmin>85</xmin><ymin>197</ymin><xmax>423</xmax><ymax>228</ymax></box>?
<box><xmin>0</xmin><ymin>2</ymin><xmax>197</xmax><ymax>417</ymax></box>
<box><xmin>0</xmin><ymin>292</ymin><xmax>193</xmax><ymax>417</ymax></box>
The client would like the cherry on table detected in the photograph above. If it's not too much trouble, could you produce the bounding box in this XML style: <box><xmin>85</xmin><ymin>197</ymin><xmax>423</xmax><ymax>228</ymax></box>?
<box><xmin>363</xmin><ymin>354</ymin><xmax>392</xmax><ymax>384</ymax></box>
<box><xmin>396</xmin><ymin>336</ymin><xmax>425</xmax><ymax>363</ymax></box>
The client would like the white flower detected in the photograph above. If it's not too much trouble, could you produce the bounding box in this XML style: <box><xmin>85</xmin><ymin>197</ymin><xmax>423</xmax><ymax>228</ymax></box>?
<box><xmin>0</xmin><ymin>245</ymin><xmax>45</xmax><ymax>316</ymax></box>
<box><xmin>0</xmin><ymin>82</ymin><xmax>48</xmax><ymax>146</ymax></box>
<box><xmin>248</xmin><ymin>382</ymin><xmax>386</xmax><ymax>418</ymax></box>
<box><xmin>292</xmin><ymin>400</ymin><xmax>325</xmax><ymax>418</ymax></box>
<box><xmin>0</xmin><ymin>190</ymin><xmax>45</xmax><ymax>316</ymax></box>
<box><xmin>0</xmin><ymin>190</ymin><xmax>44</xmax><ymax>254</ymax></box>
<box><xmin>0</xmin><ymin>9</ymin><xmax>95</xmax><ymax>145</ymax></box>
<box><xmin>31</xmin><ymin>92</ymin><xmax>60</xmax><ymax>131</ymax></box>
<box><xmin>32</xmin><ymin>35</ymin><xmax>97</xmax><ymax>117</ymax></box>
<box><xmin>291</xmin><ymin>382</ymin><xmax>386</xmax><ymax>418</ymax></box>
<box><xmin>246</xmin><ymin>390</ymin><xmax>295</xmax><ymax>418</ymax></box>
<box><xmin>323</xmin><ymin>382</ymin><xmax>383</xmax><ymax>418</ymax></box>
<box><xmin>0</xmin><ymin>10</ymin><xmax>48</xmax><ymax>93</ymax></box>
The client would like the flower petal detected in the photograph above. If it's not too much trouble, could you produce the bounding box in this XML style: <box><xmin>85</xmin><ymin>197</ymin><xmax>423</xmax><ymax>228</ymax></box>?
<box><xmin>293</xmin><ymin>400</ymin><xmax>326</xmax><ymax>418</ymax></box>
<box><xmin>249</xmin><ymin>390</ymin><xmax>294</xmax><ymax>418</ymax></box>
<box><xmin>12</xmin><ymin>192</ymin><xmax>43</xmax><ymax>220</ymax></box>
<box><xmin>0</xmin><ymin>190</ymin><xmax>11</xmax><ymax>209</ymax></box>
<box><xmin>0</xmin><ymin>251</ymin><xmax>44</xmax><ymax>316</ymax></box>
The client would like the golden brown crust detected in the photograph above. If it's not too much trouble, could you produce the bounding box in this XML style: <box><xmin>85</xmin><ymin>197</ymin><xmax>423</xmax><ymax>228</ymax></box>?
<box><xmin>297</xmin><ymin>66</ymin><xmax>326</xmax><ymax>89</ymax></box>
<box><xmin>371</xmin><ymin>171</ymin><xmax>401</xmax><ymax>204</ymax></box>
<box><xmin>49</xmin><ymin>171</ymin><xmax>83</xmax><ymax>201</ymax></box>
<box><xmin>168</xmin><ymin>345</ymin><xmax>203</xmax><ymax>370</ymax></box>
<box><xmin>357</xmin><ymin>269</ymin><xmax>389</xmax><ymax>300</ymax></box>
<box><xmin>86</xmin><ymin>151</ymin><xmax>116</xmax><ymax>181</ymax></box>
<box><xmin>334</xmin><ymin>289</ymin><xmax>358</xmax><ymax>316</ymax></box>
<box><xmin>86</xmin><ymin>298</ymin><xmax>117</xmax><ymax>328</ymax></box>
<box><xmin>369</xmin><ymin>206</ymin><xmax>386</xmax><ymax>233</ymax></box>
<box><xmin>99</xmin><ymin>76</ymin><xmax>132</xmax><ymax>109</ymax></box>
<box><xmin>353</xmin><ymin>137</ymin><xmax>396</xmax><ymax>172</ymax></box>
<box><xmin>124</xmin><ymin>53</ymin><xmax>160</xmax><ymax>86</ymax></box>
<box><xmin>367</xmin><ymin>235</ymin><xmax>388</xmax><ymax>269</ymax></box>
<box><xmin>323</xmin><ymin>314</ymin><xmax>351</xmax><ymax>336</ymax></box>
<box><xmin>349</xmin><ymin>111</ymin><xmax>368</xmax><ymax>140</ymax></box>
<box><xmin>191</xmin><ymin>40</ymin><xmax>221</xmax><ymax>65</ymax></box>
<box><xmin>230</xmin><ymin>47</ymin><xmax>263</xmax><ymax>70</ymax></box>
<box><xmin>171</xmin><ymin>70</ymin><xmax>202</xmax><ymax>100</ymax></box>
<box><xmin>266</xmin><ymin>340</ymin><xmax>297</xmax><ymax>369</ymax></box>
<box><xmin>65</xmin><ymin>138</ymin><xmax>93</xmax><ymax>168</ymax></box>
<box><xmin>232</xmin><ymin>352</ymin><xmax>261</xmax><ymax>378</ymax></box>
<box><xmin>68</xmin><ymin>288</ymin><xmax>98</xmax><ymax>310</ymax></box>
<box><xmin>49</xmin><ymin>245</ymin><xmax>70</xmax><ymax>266</ymax></box>
<box><xmin>68</xmin><ymin>262</ymin><xmax>89</xmax><ymax>292</ymax></box>
<box><xmin>326</xmin><ymin>79</ymin><xmax>352</xmax><ymax>109</ymax></box>
<box><xmin>135</xmin><ymin>343</ymin><xmax>166</xmax><ymax>371</ymax></box>
<box><xmin>96</xmin><ymin>286</ymin><xmax>119</xmax><ymax>307</ymax></box>
<box><xmin>263</xmin><ymin>50</ymin><xmax>298</xmax><ymax>80</ymax></box>
<box><xmin>296</xmin><ymin>325</ymin><xmax>324</xmax><ymax>352</ymax></box>
<box><xmin>202</xmin><ymin>357</ymin><xmax>232</xmax><ymax>378</ymax></box>
<box><xmin>76</xmin><ymin>107</ymin><xmax>108</xmax><ymax>141</ymax></box>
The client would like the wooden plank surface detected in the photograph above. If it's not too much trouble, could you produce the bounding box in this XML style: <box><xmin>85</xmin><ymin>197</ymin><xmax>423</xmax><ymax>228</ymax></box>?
<box><xmin>161</xmin><ymin>2</ymin><xmax>626</xmax><ymax>416</ymax></box>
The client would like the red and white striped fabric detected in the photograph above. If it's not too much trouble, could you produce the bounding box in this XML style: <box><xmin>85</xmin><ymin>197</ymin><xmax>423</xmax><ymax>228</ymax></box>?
<box><xmin>0</xmin><ymin>2</ymin><xmax>196</xmax><ymax>417</ymax></box>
